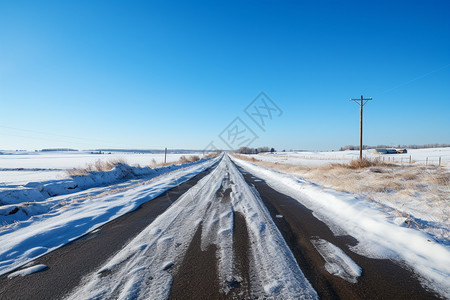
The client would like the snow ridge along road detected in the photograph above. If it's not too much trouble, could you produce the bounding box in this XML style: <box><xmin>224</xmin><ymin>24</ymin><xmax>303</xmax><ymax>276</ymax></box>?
<box><xmin>66</xmin><ymin>154</ymin><xmax>318</xmax><ymax>299</ymax></box>
<box><xmin>0</xmin><ymin>156</ymin><xmax>220</xmax><ymax>276</ymax></box>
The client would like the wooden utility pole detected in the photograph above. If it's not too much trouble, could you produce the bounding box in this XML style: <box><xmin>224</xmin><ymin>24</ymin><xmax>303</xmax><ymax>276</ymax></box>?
<box><xmin>350</xmin><ymin>95</ymin><xmax>373</xmax><ymax>160</ymax></box>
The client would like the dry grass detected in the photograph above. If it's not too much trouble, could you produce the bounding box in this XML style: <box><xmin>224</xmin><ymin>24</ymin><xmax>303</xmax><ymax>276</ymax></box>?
<box><xmin>66</xmin><ymin>168</ymin><xmax>89</xmax><ymax>177</ymax></box>
<box><xmin>204</xmin><ymin>151</ymin><xmax>221</xmax><ymax>159</ymax></box>
<box><xmin>67</xmin><ymin>158</ymin><xmax>127</xmax><ymax>177</ymax></box>
<box><xmin>232</xmin><ymin>154</ymin><xmax>311</xmax><ymax>173</ymax></box>
<box><xmin>149</xmin><ymin>153</ymin><xmax>218</xmax><ymax>169</ymax></box>
<box><xmin>179</xmin><ymin>155</ymin><xmax>200</xmax><ymax>164</ymax></box>
<box><xmin>347</xmin><ymin>157</ymin><xmax>387</xmax><ymax>169</ymax></box>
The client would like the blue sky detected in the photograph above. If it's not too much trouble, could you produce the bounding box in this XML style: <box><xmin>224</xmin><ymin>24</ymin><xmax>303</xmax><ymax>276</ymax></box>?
<box><xmin>0</xmin><ymin>0</ymin><xmax>449</xmax><ymax>151</ymax></box>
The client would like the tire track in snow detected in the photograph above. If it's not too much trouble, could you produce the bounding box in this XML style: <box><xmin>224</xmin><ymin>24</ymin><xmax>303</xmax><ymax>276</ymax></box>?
<box><xmin>65</xmin><ymin>155</ymin><xmax>317</xmax><ymax>299</ymax></box>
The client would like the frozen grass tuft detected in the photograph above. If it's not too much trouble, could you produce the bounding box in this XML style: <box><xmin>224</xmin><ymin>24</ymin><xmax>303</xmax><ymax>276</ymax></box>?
<box><xmin>67</xmin><ymin>159</ymin><xmax>127</xmax><ymax>177</ymax></box>
<box><xmin>149</xmin><ymin>153</ymin><xmax>219</xmax><ymax>168</ymax></box>
<box><xmin>204</xmin><ymin>151</ymin><xmax>221</xmax><ymax>159</ymax></box>
<box><xmin>178</xmin><ymin>155</ymin><xmax>200</xmax><ymax>164</ymax></box>
<box><xmin>347</xmin><ymin>157</ymin><xmax>387</xmax><ymax>169</ymax></box>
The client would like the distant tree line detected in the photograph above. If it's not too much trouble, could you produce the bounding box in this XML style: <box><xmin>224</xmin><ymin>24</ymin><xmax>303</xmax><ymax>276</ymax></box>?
<box><xmin>40</xmin><ymin>148</ymin><xmax>78</xmax><ymax>152</ymax></box>
<box><xmin>339</xmin><ymin>143</ymin><xmax>450</xmax><ymax>151</ymax></box>
<box><xmin>235</xmin><ymin>146</ymin><xmax>276</xmax><ymax>154</ymax></box>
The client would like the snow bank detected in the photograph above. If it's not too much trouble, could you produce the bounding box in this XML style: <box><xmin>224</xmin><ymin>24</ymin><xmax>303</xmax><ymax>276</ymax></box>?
<box><xmin>0</xmin><ymin>159</ymin><xmax>212</xmax><ymax>226</ymax></box>
<box><xmin>232</xmin><ymin>157</ymin><xmax>450</xmax><ymax>299</ymax></box>
<box><xmin>0</xmin><ymin>151</ymin><xmax>205</xmax><ymax>187</ymax></box>
<box><xmin>0</xmin><ymin>156</ymin><xmax>219</xmax><ymax>277</ymax></box>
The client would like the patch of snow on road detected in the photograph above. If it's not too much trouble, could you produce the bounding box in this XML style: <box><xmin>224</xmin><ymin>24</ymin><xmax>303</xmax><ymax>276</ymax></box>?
<box><xmin>7</xmin><ymin>264</ymin><xmax>47</xmax><ymax>278</ymax></box>
<box><xmin>311</xmin><ymin>238</ymin><xmax>361</xmax><ymax>283</ymax></box>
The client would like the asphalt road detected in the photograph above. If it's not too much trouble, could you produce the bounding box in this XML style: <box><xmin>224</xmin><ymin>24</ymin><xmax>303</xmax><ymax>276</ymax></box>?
<box><xmin>0</xmin><ymin>159</ymin><xmax>440</xmax><ymax>299</ymax></box>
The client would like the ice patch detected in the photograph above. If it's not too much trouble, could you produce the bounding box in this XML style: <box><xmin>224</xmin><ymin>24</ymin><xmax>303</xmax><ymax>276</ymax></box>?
<box><xmin>162</xmin><ymin>261</ymin><xmax>174</xmax><ymax>271</ymax></box>
<box><xmin>8</xmin><ymin>264</ymin><xmax>48</xmax><ymax>278</ymax></box>
<box><xmin>311</xmin><ymin>238</ymin><xmax>362</xmax><ymax>283</ymax></box>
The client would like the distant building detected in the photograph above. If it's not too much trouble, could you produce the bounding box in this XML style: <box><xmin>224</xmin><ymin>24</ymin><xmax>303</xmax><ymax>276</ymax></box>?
<box><xmin>374</xmin><ymin>148</ymin><xmax>407</xmax><ymax>154</ymax></box>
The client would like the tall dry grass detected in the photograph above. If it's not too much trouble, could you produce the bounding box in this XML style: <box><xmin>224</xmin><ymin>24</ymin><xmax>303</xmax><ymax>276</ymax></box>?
<box><xmin>67</xmin><ymin>159</ymin><xmax>127</xmax><ymax>177</ymax></box>
<box><xmin>178</xmin><ymin>155</ymin><xmax>200</xmax><ymax>164</ymax></box>
<box><xmin>148</xmin><ymin>153</ymin><xmax>218</xmax><ymax>168</ymax></box>
<box><xmin>204</xmin><ymin>151</ymin><xmax>221</xmax><ymax>159</ymax></box>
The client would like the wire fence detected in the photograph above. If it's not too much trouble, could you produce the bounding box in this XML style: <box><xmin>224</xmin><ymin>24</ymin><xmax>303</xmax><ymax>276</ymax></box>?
<box><xmin>269</xmin><ymin>153</ymin><xmax>450</xmax><ymax>167</ymax></box>
<box><xmin>374</xmin><ymin>154</ymin><xmax>448</xmax><ymax>167</ymax></box>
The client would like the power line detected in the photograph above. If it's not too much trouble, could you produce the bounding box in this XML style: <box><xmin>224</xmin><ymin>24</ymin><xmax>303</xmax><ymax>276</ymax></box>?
<box><xmin>0</xmin><ymin>124</ymin><xmax>146</xmax><ymax>149</ymax></box>
<box><xmin>0</xmin><ymin>124</ymin><xmax>116</xmax><ymax>144</ymax></box>
<box><xmin>378</xmin><ymin>63</ymin><xmax>450</xmax><ymax>95</ymax></box>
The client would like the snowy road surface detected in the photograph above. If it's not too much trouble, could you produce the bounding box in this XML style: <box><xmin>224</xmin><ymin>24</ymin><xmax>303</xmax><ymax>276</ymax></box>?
<box><xmin>0</xmin><ymin>154</ymin><xmax>446</xmax><ymax>299</ymax></box>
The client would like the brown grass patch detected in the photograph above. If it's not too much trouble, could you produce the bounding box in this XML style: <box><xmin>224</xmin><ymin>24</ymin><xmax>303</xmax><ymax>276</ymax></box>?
<box><xmin>204</xmin><ymin>151</ymin><xmax>221</xmax><ymax>159</ymax></box>
<box><xmin>150</xmin><ymin>153</ymin><xmax>214</xmax><ymax>169</ymax></box>
<box><xmin>67</xmin><ymin>158</ymin><xmax>127</xmax><ymax>177</ymax></box>
<box><xmin>66</xmin><ymin>169</ymin><xmax>88</xmax><ymax>177</ymax></box>
<box><xmin>179</xmin><ymin>155</ymin><xmax>200</xmax><ymax>164</ymax></box>
<box><xmin>348</xmin><ymin>158</ymin><xmax>386</xmax><ymax>169</ymax></box>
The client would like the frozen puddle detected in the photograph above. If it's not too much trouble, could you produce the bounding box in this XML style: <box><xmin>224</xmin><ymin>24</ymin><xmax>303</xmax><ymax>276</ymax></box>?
<box><xmin>311</xmin><ymin>238</ymin><xmax>362</xmax><ymax>283</ymax></box>
<box><xmin>8</xmin><ymin>264</ymin><xmax>48</xmax><ymax>278</ymax></box>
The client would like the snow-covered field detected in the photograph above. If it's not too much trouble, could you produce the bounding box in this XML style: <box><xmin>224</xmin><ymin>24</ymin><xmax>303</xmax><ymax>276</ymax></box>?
<box><xmin>0</xmin><ymin>151</ymin><xmax>204</xmax><ymax>187</ymax></box>
<box><xmin>254</xmin><ymin>147</ymin><xmax>450</xmax><ymax>168</ymax></box>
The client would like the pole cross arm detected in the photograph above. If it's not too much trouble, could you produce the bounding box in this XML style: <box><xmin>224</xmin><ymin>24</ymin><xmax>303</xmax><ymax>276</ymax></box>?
<box><xmin>350</xmin><ymin>97</ymin><xmax>372</xmax><ymax>105</ymax></box>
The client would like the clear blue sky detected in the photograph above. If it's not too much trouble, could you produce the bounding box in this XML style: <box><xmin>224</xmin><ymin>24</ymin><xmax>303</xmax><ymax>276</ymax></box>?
<box><xmin>1</xmin><ymin>0</ymin><xmax>449</xmax><ymax>151</ymax></box>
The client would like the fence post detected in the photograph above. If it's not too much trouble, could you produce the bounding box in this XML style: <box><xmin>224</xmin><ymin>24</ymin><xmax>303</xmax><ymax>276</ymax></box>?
<box><xmin>164</xmin><ymin>147</ymin><xmax>167</xmax><ymax>164</ymax></box>
<box><xmin>426</xmin><ymin>157</ymin><xmax>428</xmax><ymax>166</ymax></box>
<box><xmin>439</xmin><ymin>156</ymin><xmax>441</xmax><ymax>166</ymax></box>
<box><xmin>409</xmin><ymin>155</ymin><xmax>411</xmax><ymax>164</ymax></box>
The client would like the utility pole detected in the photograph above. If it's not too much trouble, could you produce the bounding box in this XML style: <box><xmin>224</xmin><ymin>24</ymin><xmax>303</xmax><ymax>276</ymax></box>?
<box><xmin>350</xmin><ymin>95</ymin><xmax>373</xmax><ymax>160</ymax></box>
